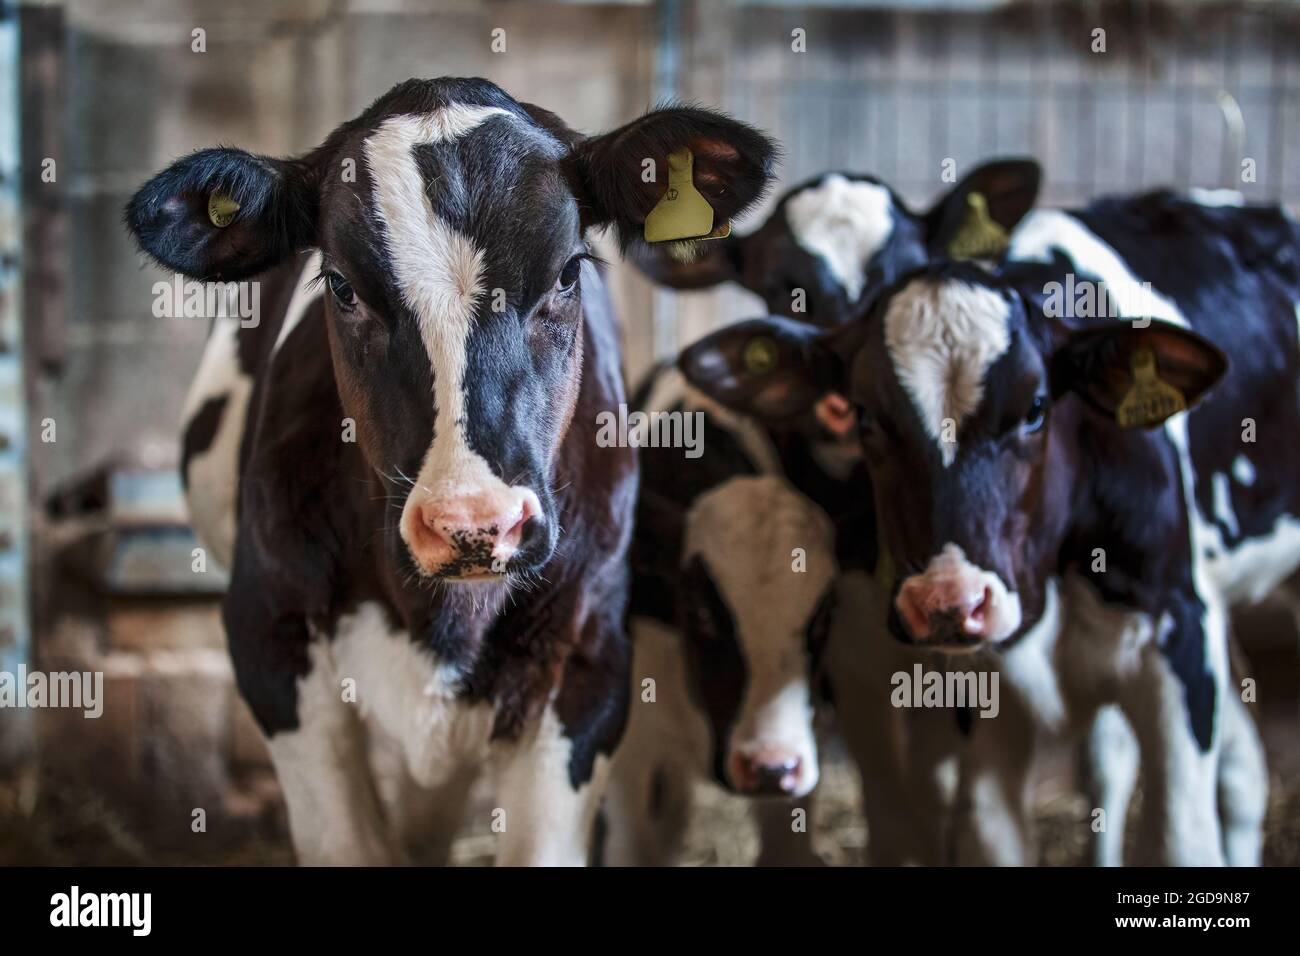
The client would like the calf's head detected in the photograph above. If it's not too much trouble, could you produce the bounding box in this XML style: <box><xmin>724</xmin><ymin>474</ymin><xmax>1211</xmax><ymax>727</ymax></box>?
<box><xmin>680</xmin><ymin>476</ymin><xmax>836</xmax><ymax>797</ymax></box>
<box><xmin>127</xmin><ymin>77</ymin><xmax>775</xmax><ymax>581</ymax></box>
<box><xmin>680</xmin><ymin>263</ymin><xmax>1226</xmax><ymax>653</ymax></box>
<box><xmin>632</xmin><ymin>159</ymin><xmax>1040</xmax><ymax>328</ymax></box>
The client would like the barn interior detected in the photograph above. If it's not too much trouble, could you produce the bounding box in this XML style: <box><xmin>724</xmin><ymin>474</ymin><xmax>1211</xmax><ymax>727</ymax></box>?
<box><xmin>0</xmin><ymin>0</ymin><xmax>1297</xmax><ymax>866</ymax></box>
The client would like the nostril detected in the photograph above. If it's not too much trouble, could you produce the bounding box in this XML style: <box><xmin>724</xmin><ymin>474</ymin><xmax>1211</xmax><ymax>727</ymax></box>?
<box><xmin>417</xmin><ymin>507</ymin><xmax>450</xmax><ymax>544</ymax></box>
<box><xmin>499</xmin><ymin>512</ymin><xmax>529</xmax><ymax>552</ymax></box>
<box><xmin>751</xmin><ymin>758</ymin><xmax>801</xmax><ymax>795</ymax></box>
<box><xmin>955</xmin><ymin>587</ymin><xmax>993</xmax><ymax>636</ymax></box>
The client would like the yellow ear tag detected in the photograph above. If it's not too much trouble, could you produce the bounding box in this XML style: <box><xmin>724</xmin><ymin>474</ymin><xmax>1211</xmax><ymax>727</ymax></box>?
<box><xmin>645</xmin><ymin>148</ymin><xmax>717</xmax><ymax>244</ymax></box>
<box><xmin>1116</xmin><ymin>346</ymin><xmax>1186</xmax><ymax>428</ymax></box>
<box><xmin>208</xmin><ymin>191</ymin><xmax>240</xmax><ymax>228</ymax></box>
<box><xmin>946</xmin><ymin>192</ymin><xmax>1010</xmax><ymax>261</ymax></box>
<box><xmin>742</xmin><ymin>335</ymin><xmax>778</xmax><ymax>375</ymax></box>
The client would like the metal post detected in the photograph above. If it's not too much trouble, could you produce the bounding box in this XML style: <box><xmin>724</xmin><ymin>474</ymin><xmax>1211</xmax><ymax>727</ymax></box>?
<box><xmin>0</xmin><ymin>0</ymin><xmax>31</xmax><ymax>767</ymax></box>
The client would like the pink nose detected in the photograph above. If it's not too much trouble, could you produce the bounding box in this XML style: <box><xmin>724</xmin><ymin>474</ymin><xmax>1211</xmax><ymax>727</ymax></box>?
<box><xmin>404</xmin><ymin>491</ymin><xmax>539</xmax><ymax>576</ymax></box>
<box><xmin>897</xmin><ymin>578</ymin><xmax>992</xmax><ymax>641</ymax></box>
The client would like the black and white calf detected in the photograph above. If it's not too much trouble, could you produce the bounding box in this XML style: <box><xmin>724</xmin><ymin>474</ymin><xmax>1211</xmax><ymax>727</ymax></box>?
<box><xmin>603</xmin><ymin>364</ymin><xmax>848</xmax><ymax>866</ymax></box>
<box><xmin>681</xmin><ymin>189</ymin><xmax>1297</xmax><ymax>865</ymax></box>
<box><xmin>126</xmin><ymin>77</ymin><xmax>775</xmax><ymax>865</ymax></box>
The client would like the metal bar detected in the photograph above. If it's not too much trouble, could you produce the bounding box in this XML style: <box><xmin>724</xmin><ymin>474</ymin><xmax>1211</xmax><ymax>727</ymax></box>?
<box><xmin>0</xmin><ymin>0</ymin><xmax>31</xmax><ymax>767</ymax></box>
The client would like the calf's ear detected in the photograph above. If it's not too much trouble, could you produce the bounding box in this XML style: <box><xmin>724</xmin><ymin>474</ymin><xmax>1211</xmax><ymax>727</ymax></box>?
<box><xmin>567</xmin><ymin>106</ymin><xmax>778</xmax><ymax>250</ymax></box>
<box><xmin>924</xmin><ymin>158</ymin><xmax>1041</xmax><ymax>256</ymax></box>
<box><xmin>678</xmin><ymin>316</ymin><xmax>842</xmax><ymax>422</ymax></box>
<box><xmin>1049</xmin><ymin>320</ymin><xmax>1228</xmax><ymax>428</ymax></box>
<box><xmin>125</xmin><ymin>148</ymin><xmax>319</xmax><ymax>280</ymax></box>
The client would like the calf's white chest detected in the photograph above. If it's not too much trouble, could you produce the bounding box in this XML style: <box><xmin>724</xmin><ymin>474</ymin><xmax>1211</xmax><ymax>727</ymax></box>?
<box><xmin>329</xmin><ymin>602</ymin><xmax>495</xmax><ymax>788</ymax></box>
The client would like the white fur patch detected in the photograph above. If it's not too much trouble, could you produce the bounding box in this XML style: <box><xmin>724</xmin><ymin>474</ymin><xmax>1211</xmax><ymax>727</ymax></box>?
<box><xmin>493</xmin><ymin>708</ymin><xmax>607</xmax><ymax>865</ymax></box>
<box><xmin>883</xmin><ymin>279</ymin><xmax>1010</xmax><ymax>466</ymax></box>
<box><xmin>180</xmin><ymin>321</ymin><xmax>249</xmax><ymax>568</ymax></box>
<box><xmin>272</xmin><ymin>250</ymin><xmax>325</xmax><ymax>355</ymax></box>
<box><xmin>1188</xmin><ymin>188</ymin><xmax>1244</xmax><ymax>207</ymax></box>
<box><xmin>1009</xmin><ymin>210</ymin><xmax>1186</xmax><ymax>325</ymax></box>
<box><xmin>330</xmin><ymin>602</ymin><xmax>494</xmax><ymax>789</ymax></box>
<box><xmin>683</xmin><ymin>475</ymin><xmax>836</xmax><ymax>796</ymax></box>
<box><xmin>785</xmin><ymin>174</ymin><xmax>894</xmax><ymax>303</ymax></box>
<box><xmin>1203</xmin><ymin>511</ymin><xmax>1300</xmax><ymax>605</ymax></box>
<box><xmin>181</xmin><ymin>254</ymin><xmax>322</xmax><ymax>569</ymax></box>
<box><xmin>267</xmin><ymin>636</ymin><xmax>397</xmax><ymax>865</ymax></box>
<box><xmin>362</xmin><ymin>106</ymin><xmax>527</xmax><ymax>552</ymax></box>
<box><xmin>1211</xmin><ymin>472</ymin><xmax>1240</xmax><ymax>538</ymax></box>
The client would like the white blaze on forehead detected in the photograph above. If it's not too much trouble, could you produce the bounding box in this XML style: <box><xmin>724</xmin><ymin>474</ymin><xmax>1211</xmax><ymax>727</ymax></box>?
<box><xmin>785</xmin><ymin>174</ymin><xmax>894</xmax><ymax>303</ymax></box>
<box><xmin>684</xmin><ymin>476</ymin><xmax>835</xmax><ymax>792</ymax></box>
<box><xmin>884</xmin><ymin>279</ymin><xmax>1011</xmax><ymax>467</ymax></box>
<box><xmin>362</xmin><ymin>105</ymin><xmax>525</xmax><ymax>527</ymax></box>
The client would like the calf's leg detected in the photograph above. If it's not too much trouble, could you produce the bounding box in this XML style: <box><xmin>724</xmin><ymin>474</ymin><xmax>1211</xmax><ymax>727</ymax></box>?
<box><xmin>949</xmin><ymin>687</ymin><xmax>1037</xmax><ymax>866</ymax></box>
<box><xmin>1119</xmin><ymin>645</ymin><xmax>1225</xmax><ymax>866</ymax></box>
<box><xmin>1083</xmin><ymin>704</ymin><xmax>1139</xmax><ymax>867</ymax></box>
<box><xmin>1216</xmin><ymin>687</ymin><xmax>1267</xmax><ymax>866</ymax></box>
<box><xmin>493</xmin><ymin>709</ymin><xmax>611</xmax><ymax>866</ymax></box>
<box><xmin>264</xmin><ymin>640</ymin><xmax>401</xmax><ymax>866</ymax></box>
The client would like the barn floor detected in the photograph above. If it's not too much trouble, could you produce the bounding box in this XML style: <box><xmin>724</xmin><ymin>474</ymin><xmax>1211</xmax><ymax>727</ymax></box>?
<box><xmin>3</xmin><ymin>598</ymin><xmax>1295</xmax><ymax>867</ymax></box>
<box><xmin>2</xmin><ymin>734</ymin><xmax>1297</xmax><ymax>867</ymax></box>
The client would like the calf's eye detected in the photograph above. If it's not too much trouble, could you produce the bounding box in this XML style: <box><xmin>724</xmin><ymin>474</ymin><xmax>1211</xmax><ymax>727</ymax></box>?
<box><xmin>326</xmin><ymin>272</ymin><xmax>358</xmax><ymax>310</ymax></box>
<box><xmin>558</xmin><ymin>255</ymin><xmax>584</xmax><ymax>291</ymax></box>
<box><xmin>1023</xmin><ymin>395</ymin><xmax>1047</xmax><ymax>433</ymax></box>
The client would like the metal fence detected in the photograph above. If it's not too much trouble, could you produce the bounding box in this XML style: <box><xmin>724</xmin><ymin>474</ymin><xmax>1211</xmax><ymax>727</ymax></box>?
<box><xmin>656</xmin><ymin>1</ymin><xmax>1300</xmax><ymax>350</ymax></box>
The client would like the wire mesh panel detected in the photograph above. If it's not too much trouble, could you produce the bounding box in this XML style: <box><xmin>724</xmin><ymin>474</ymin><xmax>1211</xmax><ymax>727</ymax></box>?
<box><xmin>666</xmin><ymin>0</ymin><xmax>1300</xmax><ymax>346</ymax></box>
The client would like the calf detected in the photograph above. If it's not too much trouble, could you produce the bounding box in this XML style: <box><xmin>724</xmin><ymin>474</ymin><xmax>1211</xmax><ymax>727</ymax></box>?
<box><xmin>679</xmin><ymin>191</ymin><xmax>1297</xmax><ymax>864</ymax></box>
<box><xmin>603</xmin><ymin>364</ymin><xmax>847</xmax><ymax>865</ymax></box>
<box><xmin>126</xmin><ymin>77</ymin><xmax>775</xmax><ymax>865</ymax></box>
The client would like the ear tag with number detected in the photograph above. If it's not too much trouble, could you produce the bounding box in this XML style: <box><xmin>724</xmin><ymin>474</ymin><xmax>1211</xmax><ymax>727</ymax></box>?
<box><xmin>645</xmin><ymin>148</ymin><xmax>717</xmax><ymax>243</ymax></box>
<box><xmin>946</xmin><ymin>191</ymin><xmax>1009</xmax><ymax>261</ymax></box>
<box><xmin>742</xmin><ymin>335</ymin><xmax>779</xmax><ymax>376</ymax></box>
<box><xmin>1116</xmin><ymin>346</ymin><xmax>1186</xmax><ymax>428</ymax></box>
<box><xmin>208</xmin><ymin>191</ymin><xmax>240</xmax><ymax>228</ymax></box>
